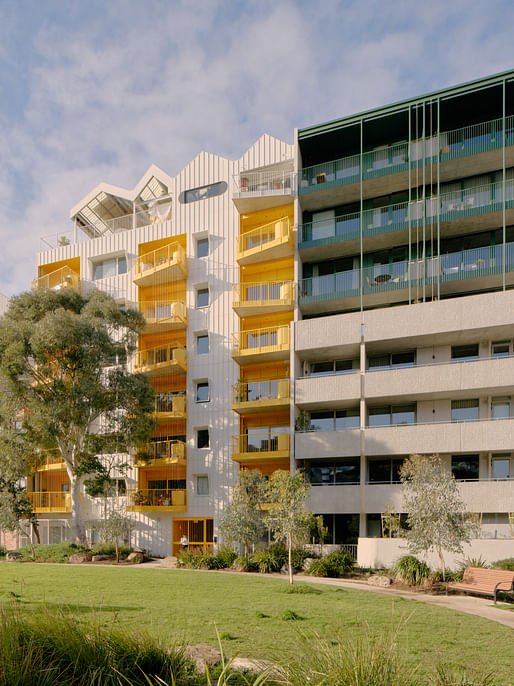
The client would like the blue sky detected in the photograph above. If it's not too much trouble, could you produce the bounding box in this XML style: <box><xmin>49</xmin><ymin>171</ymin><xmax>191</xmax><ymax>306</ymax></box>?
<box><xmin>2</xmin><ymin>0</ymin><xmax>514</xmax><ymax>294</ymax></box>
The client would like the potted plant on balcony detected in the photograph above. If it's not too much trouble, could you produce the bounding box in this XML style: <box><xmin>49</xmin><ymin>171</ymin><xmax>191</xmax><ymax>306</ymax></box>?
<box><xmin>239</xmin><ymin>177</ymin><xmax>249</xmax><ymax>191</ymax></box>
<box><xmin>295</xmin><ymin>410</ymin><xmax>310</xmax><ymax>432</ymax></box>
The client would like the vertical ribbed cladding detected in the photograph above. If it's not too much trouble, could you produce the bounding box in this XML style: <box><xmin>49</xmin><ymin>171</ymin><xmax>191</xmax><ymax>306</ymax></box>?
<box><xmin>237</xmin><ymin>134</ymin><xmax>294</xmax><ymax>172</ymax></box>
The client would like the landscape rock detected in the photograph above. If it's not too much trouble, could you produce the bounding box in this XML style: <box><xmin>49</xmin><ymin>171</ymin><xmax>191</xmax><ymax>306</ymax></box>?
<box><xmin>302</xmin><ymin>557</ymin><xmax>316</xmax><ymax>571</ymax></box>
<box><xmin>69</xmin><ymin>552</ymin><xmax>92</xmax><ymax>564</ymax></box>
<box><xmin>132</xmin><ymin>546</ymin><xmax>145</xmax><ymax>554</ymax></box>
<box><xmin>92</xmin><ymin>554</ymin><xmax>112</xmax><ymax>562</ymax></box>
<box><xmin>367</xmin><ymin>574</ymin><xmax>392</xmax><ymax>587</ymax></box>
<box><xmin>161</xmin><ymin>556</ymin><xmax>179</xmax><ymax>568</ymax></box>
<box><xmin>6</xmin><ymin>552</ymin><xmax>22</xmax><ymax>561</ymax></box>
<box><xmin>231</xmin><ymin>657</ymin><xmax>281</xmax><ymax>678</ymax></box>
<box><xmin>280</xmin><ymin>564</ymin><xmax>297</xmax><ymax>575</ymax></box>
<box><xmin>127</xmin><ymin>551</ymin><xmax>144</xmax><ymax>563</ymax></box>
<box><xmin>185</xmin><ymin>644</ymin><xmax>221</xmax><ymax>673</ymax></box>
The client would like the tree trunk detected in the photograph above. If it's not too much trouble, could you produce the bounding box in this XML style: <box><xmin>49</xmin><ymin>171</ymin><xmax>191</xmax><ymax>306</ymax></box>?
<box><xmin>115</xmin><ymin>540</ymin><xmax>119</xmax><ymax>564</ymax></box>
<box><xmin>437</xmin><ymin>547</ymin><xmax>446</xmax><ymax>581</ymax></box>
<box><xmin>288</xmin><ymin>534</ymin><xmax>293</xmax><ymax>585</ymax></box>
<box><xmin>244</xmin><ymin>542</ymin><xmax>248</xmax><ymax>560</ymax></box>
<box><xmin>69</xmin><ymin>476</ymin><xmax>87</xmax><ymax>546</ymax></box>
<box><xmin>32</xmin><ymin>521</ymin><xmax>40</xmax><ymax>544</ymax></box>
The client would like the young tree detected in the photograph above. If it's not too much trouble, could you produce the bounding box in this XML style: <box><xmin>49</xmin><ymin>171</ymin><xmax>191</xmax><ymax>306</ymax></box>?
<box><xmin>96</xmin><ymin>509</ymin><xmax>133</xmax><ymax>563</ymax></box>
<box><xmin>219</xmin><ymin>470</ymin><xmax>267</xmax><ymax>559</ymax></box>
<box><xmin>0</xmin><ymin>288</ymin><xmax>156</xmax><ymax>545</ymax></box>
<box><xmin>400</xmin><ymin>454</ymin><xmax>477</xmax><ymax>580</ymax></box>
<box><xmin>265</xmin><ymin>470</ymin><xmax>311</xmax><ymax>585</ymax></box>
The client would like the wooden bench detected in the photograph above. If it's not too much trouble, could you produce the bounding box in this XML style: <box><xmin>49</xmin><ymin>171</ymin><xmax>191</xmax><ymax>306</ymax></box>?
<box><xmin>447</xmin><ymin>567</ymin><xmax>514</xmax><ymax>604</ymax></box>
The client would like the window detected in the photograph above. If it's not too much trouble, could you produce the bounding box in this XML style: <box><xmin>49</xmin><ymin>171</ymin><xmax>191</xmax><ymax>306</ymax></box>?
<box><xmin>368</xmin><ymin>351</ymin><xmax>416</xmax><ymax>370</ymax></box>
<box><xmin>196</xmin><ymin>334</ymin><xmax>209</xmax><ymax>354</ymax></box>
<box><xmin>309</xmin><ymin>409</ymin><xmax>359</xmax><ymax>431</ymax></box>
<box><xmin>196</xmin><ymin>287</ymin><xmax>209</xmax><ymax>308</ymax></box>
<box><xmin>307</xmin><ymin>359</ymin><xmax>358</xmax><ymax>376</ymax></box>
<box><xmin>196</xmin><ymin>381</ymin><xmax>209</xmax><ymax>402</ymax></box>
<box><xmin>492</xmin><ymin>397</ymin><xmax>510</xmax><ymax>419</ymax></box>
<box><xmin>452</xmin><ymin>454</ymin><xmax>479</xmax><ymax>480</ymax></box>
<box><xmin>492</xmin><ymin>454</ymin><xmax>512</xmax><ymax>480</ymax></box>
<box><xmin>196</xmin><ymin>237</ymin><xmax>209</xmax><ymax>258</ymax></box>
<box><xmin>180</xmin><ymin>181</ymin><xmax>227</xmax><ymax>204</ymax></box>
<box><xmin>93</xmin><ymin>255</ymin><xmax>127</xmax><ymax>280</ymax></box>
<box><xmin>451</xmin><ymin>399</ymin><xmax>479</xmax><ymax>422</ymax></box>
<box><xmin>492</xmin><ymin>341</ymin><xmax>511</xmax><ymax>357</ymax></box>
<box><xmin>197</xmin><ymin>428</ymin><xmax>209</xmax><ymax>449</ymax></box>
<box><xmin>196</xmin><ymin>475</ymin><xmax>209</xmax><ymax>495</ymax></box>
<box><xmin>451</xmin><ymin>344</ymin><xmax>479</xmax><ymax>361</ymax></box>
<box><xmin>368</xmin><ymin>457</ymin><xmax>404</xmax><ymax>483</ymax></box>
<box><xmin>368</xmin><ymin>404</ymin><xmax>416</xmax><ymax>427</ymax></box>
<box><xmin>309</xmin><ymin>458</ymin><xmax>360</xmax><ymax>485</ymax></box>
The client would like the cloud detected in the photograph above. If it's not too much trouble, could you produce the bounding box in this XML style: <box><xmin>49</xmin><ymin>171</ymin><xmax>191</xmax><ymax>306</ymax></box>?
<box><xmin>1</xmin><ymin>0</ymin><xmax>514</xmax><ymax>294</ymax></box>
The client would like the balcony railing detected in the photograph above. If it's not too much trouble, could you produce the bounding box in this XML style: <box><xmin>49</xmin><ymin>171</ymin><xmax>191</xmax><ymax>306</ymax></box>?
<box><xmin>232</xmin><ymin>325</ymin><xmax>290</xmax><ymax>358</ymax></box>
<box><xmin>134</xmin><ymin>242</ymin><xmax>186</xmax><ymax>283</ymax></box>
<box><xmin>232</xmin><ymin>281</ymin><xmax>293</xmax><ymax>312</ymax></box>
<box><xmin>126</xmin><ymin>488</ymin><xmax>186</xmax><ymax>510</ymax></box>
<box><xmin>36</xmin><ymin>454</ymin><xmax>66</xmax><ymax>471</ymax></box>
<box><xmin>233</xmin><ymin>169</ymin><xmax>294</xmax><ymax>196</ymax></box>
<box><xmin>153</xmin><ymin>393</ymin><xmax>186</xmax><ymax>418</ymax></box>
<box><xmin>139</xmin><ymin>299</ymin><xmax>187</xmax><ymax>329</ymax></box>
<box><xmin>232</xmin><ymin>378</ymin><xmax>290</xmax><ymax>407</ymax></box>
<box><xmin>300</xmin><ymin>241</ymin><xmax>514</xmax><ymax>304</ymax></box>
<box><xmin>27</xmin><ymin>491</ymin><xmax>71</xmax><ymax>512</ymax></box>
<box><xmin>232</xmin><ymin>431</ymin><xmax>290</xmax><ymax>460</ymax></box>
<box><xmin>237</xmin><ymin>218</ymin><xmax>292</xmax><ymax>262</ymax></box>
<box><xmin>300</xmin><ymin>179</ymin><xmax>514</xmax><ymax>248</ymax></box>
<box><xmin>135</xmin><ymin>439</ymin><xmax>186</xmax><ymax>465</ymax></box>
<box><xmin>300</xmin><ymin>114</ymin><xmax>514</xmax><ymax>193</ymax></box>
<box><xmin>32</xmin><ymin>266</ymin><xmax>81</xmax><ymax>291</ymax></box>
<box><xmin>135</xmin><ymin>344</ymin><xmax>187</xmax><ymax>375</ymax></box>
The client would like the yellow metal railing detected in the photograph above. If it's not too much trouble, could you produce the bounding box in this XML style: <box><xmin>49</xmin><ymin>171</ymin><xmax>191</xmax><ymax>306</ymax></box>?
<box><xmin>232</xmin><ymin>431</ymin><xmax>290</xmax><ymax>455</ymax></box>
<box><xmin>135</xmin><ymin>344</ymin><xmax>186</xmax><ymax>372</ymax></box>
<box><xmin>127</xmin><ymin>488</ymin><xmax>186</xmax><ymax>508</ymax></box>
<box><xmin>237</xmin><ymin>218</ymin><xmax>292</xmax><ymax>257</ymax></box>
<box><xmin>27</xmin><ymin>491</ymin><xmax>71</xmax><ymax>512</ymax></box>
<box><xmin>36</xmin><ymin>454</ymin><xmax>66</xmax><ymax>471</ymax></box>
<box><xmin>135</xmin><ymin>242</ymin><xmax>186</xmax><ymax>280</ymax></box>
<box><xmin>232</xmin><ymin>281</ymin><xmax>293</xmax><ymax>309</ymax></box>
<box><xmin>154</xmin><ymin>393</ymin><xmax>186</xmax><ymax>416</ymax></box>
<box><xmin>232</xmin><ymin>379</ymin><xmax>290</xmax><ymax>405</ymax></box>
<box><xmin>32</xmin><ymin>266</ymin><xmax>80</xmax><ymax>291</ymax></box>
<box><xmin>136</xmin><ymin>439</ymin><xmax>186</xmax><ymax>463</ymax></box>
<box><xmin>139</xmin><ymin>299</ymin><xmax>187</xmax><ymax>326</ymax></box>
<box><xmin>232</xmin><ymin>325</ymin><xmax>289</xmax><ymax>357</ymax></box>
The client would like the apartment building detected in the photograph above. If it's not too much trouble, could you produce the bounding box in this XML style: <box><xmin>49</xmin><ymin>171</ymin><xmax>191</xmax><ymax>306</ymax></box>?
<box><xmin>23</xmin><ymin>69</ymin><xmax>514</xmax><ymax>563</ymax></box>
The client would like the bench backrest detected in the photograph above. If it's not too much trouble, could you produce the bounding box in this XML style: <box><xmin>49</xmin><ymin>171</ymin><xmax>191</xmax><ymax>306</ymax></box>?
<box><xmin>462</xmin><ymin>567</ymin><xmax>514</xmax><ymax>590</ymax></box>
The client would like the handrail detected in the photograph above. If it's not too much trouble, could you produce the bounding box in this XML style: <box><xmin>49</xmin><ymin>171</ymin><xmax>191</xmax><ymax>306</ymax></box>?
<box><xmin>32</xmin><ymin>266</ymin><xmax>81</xmax><ymax>291</ymax></box>
<box><xmin>153</xmin><ymin>393</ymin><xmax>187</xmax><ymax>414</ymax></box>
<box><xmin>237</xmin><ymin>217</ymin><xmax>291</xmax><ymax>255</ymax></box>
<box><xmin>137</xmin><ymin>439</ymin><xmax>186</xmax><ymax>461</ymax></box>
<box><xmin>232</xmin><ymin>324</ymin><xmax>290</xmax><ymax>354</ymax></box>
<box><xmin>127</xmin><ymin>488</ymin><xmax>186</xmax><ymax>508</ymax></box>
<box><xmin>232</xmin><ymin>280</ymin><xmax>293</xmax><ymax>305</ymax></box>
<box><xmin>232</xmin><ymin>431</ymin><xmax>290</xmax><ymax>453</ymax></box>
<box><xmin>296</xmin><ymin>415</ymin><xmax>514</xmax><ymax>432</ymax></box>
<box><xmin>233</xmin><ymin>169</ymin><xmax>294</xmax><ymax>195</ymax></box>
<box><xmin>135</xmin><ymin>343</ymin><xmax>186</xmax><ymax>370</ymax></box>
<box><xmin>135</xmin><ymin>242</ymin><xmax>186</xmax><ymax>278</ymax></box>
<box><xmin>26</xmin><ymin>492</ymin><xmax>71</xmax><ymax>510</ymax></box>
<box><xmin>232</xmin><ymin>378</ymin><xmax>290</xmax><ymax>403</ymax></box>
<box><xmin>139</xmin><ymin>299</ymin><xmax>187</xmax><ymax>322</ymax></box>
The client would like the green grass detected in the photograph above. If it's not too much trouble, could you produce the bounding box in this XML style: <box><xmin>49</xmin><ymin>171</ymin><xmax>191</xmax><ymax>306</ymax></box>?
<box><xmin>0</xmin><ymin>565</ymin><xmax>512</xmax><ymax>684</ymax></box>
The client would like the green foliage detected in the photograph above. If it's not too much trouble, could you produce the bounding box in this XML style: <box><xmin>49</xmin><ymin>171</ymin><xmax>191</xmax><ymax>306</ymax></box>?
<box><xmin>251</xmin><ymin>544</ymin><xmax>288</xmax><ymax>573</ymax></box>
<box><xmin>214</xmin><ymin>546</ymin><xmax>238</xmax><ymax>569</ymax></box>
<box><xmin>95</xmin><ymin>510</ymin><xmax>133</xmax><ymax>562</ymax></box>
<box><xmin>281</xmin><ymin>609</ymin><xmax>302</xmax><ymax>621</ymax></box>
<box><xmin>392</xmin><ymin>555</ymin><xmax>430</xmax><ymax>586</ymax></box>
<box><xmin>294</xmin><ymin>410</ymin><xmax>310</xmax><ymax>432</ymax></box>
<box><xmin>457</xmin><ymin>556</ymin><xmax>489</xmax><ymax>571</ymax></box>
<box><xmin>178</xmin><ymin>551</ymin><xmax>223</xmax><ymax>570</ymax></box>
<box><xmin>432</xmin><ymin>663</ymin><xmax>494</xmax><ymax>686</ymax></box>
<box><xmin>491</xmin><ymin>557</ymin><xmax>514</xmax><ymax>571</ymax></box>
<box><xmin>290</xmin><ymin>547</ymin><xmax>312</xmax><ymax>569</ymax></box>
<box><xmin>15</xmin><ymin>542</ymin><xmax>86</xmax><ymax>563</ymax></box>
<box><xmin>307</xmin><ymin>549</ymin><xmax>355</xmax><ymax>578</ymax></box>
<box><xmin>0</xmin><ymin>546</ymin><xmax>5</xmax><ymax>557</ymax></box>
<box><xmin>90</xmin><ymin>542</ymin><xmax>132</xmax><ymax>558</ymax></box>
<box><xmin>431</xmin><ymin>569</ymin><xmax>463</xmax><ymax>583</ymax></box>
<box><xmin>280</xmin><ymin>583</ymin><xmax>322</xmax><ymax>595</ymax></box>
<box><xmin>218</xmin><ymin>471</ymin><xmax>268</xmax><ymax>556</ymax></box>
<box><xmin>231</xmin><ymin>554</ymin><xmax>258</xmax><ymax>572</ymax></box>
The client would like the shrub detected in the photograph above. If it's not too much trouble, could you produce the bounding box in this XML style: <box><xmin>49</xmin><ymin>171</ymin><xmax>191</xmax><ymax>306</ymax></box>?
<box><xmin>290</xmin><ymin>547</ymin><xmax>312</xmax><ymax>570</ymax></box>
<box><xmin>457</xmin><ymin>556</ymin><xmax>489</xmax><ymax>571</ymax></box>
<box><xmin>280</xmin><ymin>583</ymin><xmax>322</xmax><ymax>595</ymax></box>
<box><xmin>231</xmin><ymin>554</ymin><xmax>258</xmax><ymax>572</ymax></box>
<box><xmin>15</xmin><ymin>543</ymin><xmax>86</xmax><ymax>563</ymax></box>
<box><xmin>251</xmin><ymin>544</ymin><xmax>287</xmax><ymax>573</ymax></box>
<box><xmin>431</xmin><ymin>569</ymin><xmax>462</xmax><ymax>583</ymax></box>
<box><xmin>391</xmin><ymin>555</ymin><xmax>430</xmax><ymax>586</ymax></box>
<box><xmin>177</xmin><ymin>550</ymin><xmax>221</xmax><ymax>569</ymax></box>
<box><xmin>281</xmin><ymin>609</ymin><xmax>303</xmax><ymax>621</ymax></box>
<box><xmin>491</xmin><ymin>557</ymin><xmax>514</xmax><ymax>571</ymax></box>
<box><xmin>91</xmin><ymin>542</ymin><xmax>132</xmax><ymax>558</ymax></box>
<box><xmin>214</xmin><ymin>546</ymin><xmax>237</xmax><ymax>569</ymax></box>
<box><xmin>307</xmin><ymin>549</ymin><xmax>355</xmax><ymax>578</ymax></box>
<box><xmin>0</xmin><ymin>546</ymin><xmax>6</xmax><ymax>558</ymax></box>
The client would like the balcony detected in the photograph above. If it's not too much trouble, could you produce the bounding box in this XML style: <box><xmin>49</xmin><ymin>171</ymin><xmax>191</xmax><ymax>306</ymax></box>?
<box><xmin>232</xmin><ymin>325</ymin><xmax>290</xmax><ymax>364</ymax></box>
<box><xmin>299</xmin><ymin>179</ymin><xmax>514</xmax><ymax>260</ymax></box>
<box><xmin>299</xmin><ymin>114</ymin><xmax>514</xmax><ymax>209</ymax></box>
<box><xmin>135</xmin><ymin>344</ymin><xmax>186</xmax><ymax>376</ymax></box>
<box><xmin>139</xmin><ymin>299</ymin><xmax>187</xmax><ymax>333</ymax></box>
<box><xmin>27</xmin><ymin>491</ymin><xmax>71</xmax><ymax>513</ymax></box>
<box><xmin>299</xmin><ymin>241</ymin><xmax>514</xmax><ymax>314</ymax></box>
<box><xmin>133</xmin><ymin>242</ymin><xmax>186</xmax><ymax>286</ymax></box>
<box><xmin>135</xmin><ymin>439</ymin><xmax>186</xmax><ymax>467</ymax></box>
<box><xmin>32</xmin><ymin>266</ymin><xmax>80</xmax><ymax>291</ymax></box>
<box><xmin>236</xmin><ymin>218</ymin><xmax>293</xmax><ymax>265</ymax></box>
<box><xmin>153</xmin><ymin>393</ymin><xmax>187</xmax><ymax>421</ymax></box>
<box><xmin>232</xmin><ymin>431</ymin><xmax>290</xmax><ymax>463</ymax></box>
<box><xmin>36</xmin><ymin>454</ymin><xmax>67</xmax><ymax>472</ymax></box>
<box><xmin>232</xmin><ymin>379</ymin><xmax>290</xmax><ymax>414</ymax></box>
<box><xmin>232</xmin><ymin>167</ymin><xmax>294</xmax><ymax>212</ymax></box>
<box><xmin>126</xmin><ymin>488</ymin><xmax>186</xmax><ymax>512</ymax></box>
<box><xmin>232</xmin><ymin>281</ymin><xmax>293</xmax><ymax>316</ymax></box>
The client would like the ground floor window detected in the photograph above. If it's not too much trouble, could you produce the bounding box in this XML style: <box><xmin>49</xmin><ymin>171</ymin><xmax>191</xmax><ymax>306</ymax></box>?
<box><xmin>316</xmin><ymin>513</ymin><xmax>359</xmax><ymax>544</ymax></box>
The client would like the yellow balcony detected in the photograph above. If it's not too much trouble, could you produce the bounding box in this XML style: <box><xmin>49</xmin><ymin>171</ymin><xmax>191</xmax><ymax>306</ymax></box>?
<box><xmin>135</xmin><ymin>344</ymin><xmax>186</xmax><ymax>377</ymax></box>
<box><xmin>135</xmin><ymin>439</ymin><xmax>186</xmax><ymax>466</ymax></box>
<box><xmin>126</xmin><ymin>488</ymin><xmax>187</xmax><ymax>512</ymax></box>
<box><xmin>153</xmin><ymin>393</ymin><xmax>186</xmax><ymax>421</ymax></box>
<box><xmin>32</xmin><ymin>266</ymin><xmax>80</xmax><ymax>291</ymax></box>
<box><xmin>133</xmin><ymin>242</ymin><xmax>186</xmax><ymax>286</ymax></box>
<box><xmin>27</xmin><ymin>491</ymin><xmax>71</xmax><ymax>513</ymax></box>
<box><xmin>36</xmin><ymin>454</ymin><xmax>67</xmax><ymax>472</ymax></box>
<box><xmin>139</xmin><ymin>300</ymin><xmax>187</xmax><ymax>333</ymax></box>
<box><xmin>232</xmin><ymin>325</ymin><xmax>290</xmax><ymax>364</ymax></box>
<box><xmin>232</xmin><ymin>281</ymin><xmax>293</xmax><ymax>316</ymax></box>
<box><xmin>237</xmin><ymin>218</ymin><xmax>293</xmax><ymax>265</ymax></box>
<box><xmin>232</xmin><ymin>379</ymin><xmax>290</xmax><ymax>414</ymax></box>
<box><xmin>232</xmin><ymin>431</ymin><xmax>290</xmax><ymax>463</ymax></box>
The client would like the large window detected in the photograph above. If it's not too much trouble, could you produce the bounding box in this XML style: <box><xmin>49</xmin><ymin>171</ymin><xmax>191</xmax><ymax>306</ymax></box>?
<box><xmin>93</xmin><ymin>255</ymin><xmax>127</xmax><ymax>280</ymax></box>
<box><xmin>309</xmin><ymin>409</ymin><xmax>359</xmax><ymax>431</ymax></box>
<box><xmin>368</xmin><ymin>457</ymin><xmax>404</xmax><ymax>483</ymax></box>
<box><xmin>451</xmin><ymin>399</ymin><xmax>479</xmax><ymax>422</ymax></box>
<box><xmin>492</xmin><ymin>454</ymin><xmax>513</xmax><ymax>480</ymax></box>
<box><xmin>492</xmin><ymin>397</ymin><xmax>510</xmax><ymax>419</ymax></box>
<box><xmin>451</xmin><ymin>454</ymin><xmax>479</xmax><ymax>480</ymax></box>
<box><xmin>307</xmin><ymin>359</ymin><xmax>359</xmax><ymax>376</ymax></box>
<box><xmin>368</xmin><ymin>404</ymin><xmax>416</xmax><ymax>427</ymax></box>
<box><xmin>309</xmin><ymin>458</ymin><xmax>360</xmax><ymax>485</ymax></box>
<box><xmin>368</xmin><ymin>351</ymin><xmax>415</xmax><ymax>370</ymax></box>
<box><xmin>451</xmin><ymin>344</ymin><xmax>479</xmax><ymax>361</ymax></box>
<box><xmin>316</xmin><ymin>514</ymin><xmax>359</xmax><ymax>545</ymax></box>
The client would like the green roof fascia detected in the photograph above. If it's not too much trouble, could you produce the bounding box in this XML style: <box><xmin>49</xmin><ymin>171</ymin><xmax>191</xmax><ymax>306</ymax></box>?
<box><xmin>298</xmin><ymin>68</ymin><xmax>514</xmax><ymax>140</ymax></box>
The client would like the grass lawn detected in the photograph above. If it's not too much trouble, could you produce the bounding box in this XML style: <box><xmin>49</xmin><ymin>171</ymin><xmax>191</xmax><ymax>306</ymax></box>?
<box><xmin>1</xmin><ymin>564</ymin><xmax>513</xmax><ymax>683</ymax></box>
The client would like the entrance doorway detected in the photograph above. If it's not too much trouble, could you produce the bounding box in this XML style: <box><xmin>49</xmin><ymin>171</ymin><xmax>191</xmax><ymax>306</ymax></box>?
<box><xmin>172</xmin><ymin>518</ymin><xmax>213</xmax><ymax>556</ymax></box>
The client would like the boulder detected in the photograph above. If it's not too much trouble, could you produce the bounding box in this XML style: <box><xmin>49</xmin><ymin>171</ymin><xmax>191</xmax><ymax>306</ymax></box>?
<box><xmin>367</xmin><ymin>574</ymin><xmax>392</xmax><ymax>588</ymax></box>
<box><xmin>132</xmin><ymin>546</ymin><xmax>145</xmax><ymax>554</ymax></box>
<box><xmin>302</xmin><ymin>557</ymin><xmax>316</xmax><ymax>571</ymax></box>
<box><xmin>69</xmin><ymin>552</ymin><xmax>92</xmax><ymax>564</ymax></box>
<box><xmin>6</xmin><ymin>551</ymin><xmax>22</xmax><ymax>561</ymax></box>
<box><xmin>92</xmin><ymin>554</ymin><xmax>112</xmax><ymax>562</ymax></box>
<box><xmin>185</xmin><ymin>644</ymin><xmax>221</xmax><ymax>673</ymax></box>
<box><xmin>161</xmin><ymin>556</ymin><xmax>179</xmax><ymax>569</ymax></box>
<box><xmin>280</xmin><ymin>564</ymin><xmax>297</xmax><ymax>575</ymax></box>
<box><xmin>127</xmin><ymin>551</ymin><xmax>144</xmax><ymax>563</ymax></box>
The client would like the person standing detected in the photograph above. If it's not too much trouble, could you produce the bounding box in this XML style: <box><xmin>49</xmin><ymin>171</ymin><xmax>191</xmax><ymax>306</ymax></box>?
<box><xmin>180</xmin><ymin>533</ymin><xmax>189</xmax><ymax>551</ymax></box>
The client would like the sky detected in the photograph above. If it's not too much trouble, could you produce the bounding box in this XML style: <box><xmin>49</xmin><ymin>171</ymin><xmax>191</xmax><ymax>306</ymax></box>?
<box><xmin>1</xmin><ymin>0</ymin><xmax>514</xmax><ymax>295</ymax></box>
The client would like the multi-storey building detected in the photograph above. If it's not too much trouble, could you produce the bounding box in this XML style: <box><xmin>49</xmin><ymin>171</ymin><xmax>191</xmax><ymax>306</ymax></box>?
<box><xmin>21</xmin><ymin>69</ymin><xmax>514</xmax><ymax>563</ymax></box>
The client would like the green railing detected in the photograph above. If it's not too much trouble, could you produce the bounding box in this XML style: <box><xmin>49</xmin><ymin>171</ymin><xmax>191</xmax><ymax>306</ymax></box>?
<box><xmin>299</xmin><ymin>179</ymin><xmax>514</xmax><ymax>248</ymax></box>
<box><xmin>299</xmin><ymin>114</ymin><xmax>514</xmax><ymax>193</ymax></box>
<box><xmin>299</xmin><ymin>241</ymin><xmax>514</xmax><ymax>304</ymax></box>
